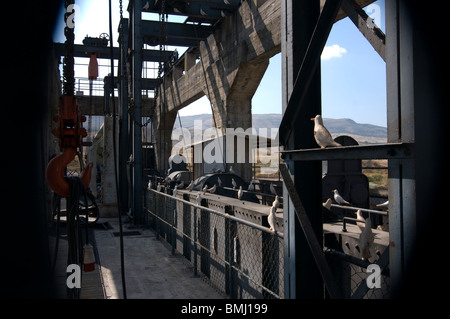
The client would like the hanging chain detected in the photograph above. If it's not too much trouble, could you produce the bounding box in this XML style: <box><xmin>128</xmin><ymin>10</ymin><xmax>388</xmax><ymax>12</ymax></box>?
<box><xmin>63</xmin><ymin>0</ymin><xmax>75</xmax><ymax>96</ymax></box>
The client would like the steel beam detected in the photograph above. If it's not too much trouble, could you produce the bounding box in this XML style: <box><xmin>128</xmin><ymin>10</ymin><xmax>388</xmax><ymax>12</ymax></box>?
<box><xmin>341</xmin><ymin>0</ymin><xmax>386</xmax><ymax>61</ymax></box>
<box><xmin>141</xmin><ymin>0</ymin><xmax>240</xmax><ymax>19</ymax></box>
<box><xmin>279</xmin><ymin>0</ymin><xmax>343</xmax><ymax>146</ymax></box>
<box><xmin>281</xmin><ymin>143</ymin><xmax>414</xmax><ymax>161</ymax></box>
<box><xmin>53</xmin><ymin>42</ymin><xmax>176</xmax><ymax>62</ymax></box>
<box><xmin>132</xmin><ymin>0</ymin><xmax>144</xmax><ymax>224</ymax></box>
<box><xmin>281</xmin><ymin>0</ymin><xmax>332</xmax><ymax>299</ymax></box>
<box><xmin>119</xmin><ymin>17</ymin><xmax>129</xmax><ymax>214</ymax></box>
<box><xmin>141</xmin><ymin>20</ymin><xmax>213</xmax><ymax>47</ymax></box>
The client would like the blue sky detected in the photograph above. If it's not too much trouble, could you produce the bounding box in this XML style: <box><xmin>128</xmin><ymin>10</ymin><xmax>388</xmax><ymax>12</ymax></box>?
<box><xmin>53</xmin><ymin>0</ymin><xmax>387</xmax><ymax>127</ymax></box>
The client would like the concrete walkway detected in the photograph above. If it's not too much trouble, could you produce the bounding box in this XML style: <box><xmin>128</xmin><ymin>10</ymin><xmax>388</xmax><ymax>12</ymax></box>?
<box><xmin>94</xmin><ymin>218</ymin><xmax>226</xmax><ymax>299</ymax></box>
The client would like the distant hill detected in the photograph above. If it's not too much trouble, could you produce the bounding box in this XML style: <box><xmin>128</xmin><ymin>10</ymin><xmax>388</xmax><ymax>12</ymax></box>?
<box><xmin>173</xmin><ymin>113</ymin><xmax>387</xmax><ymax>144</ymax></box>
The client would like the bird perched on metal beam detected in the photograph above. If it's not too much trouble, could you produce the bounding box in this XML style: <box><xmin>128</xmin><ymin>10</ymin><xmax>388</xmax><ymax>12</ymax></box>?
<box><xmin>311</xmin><ymin>114</ymin><xmax>342</xmax><ymax>148</ymax></box>
<box><xmin>186</xmin><ymin>180</ymin><xmax>194</xmax><ymax>192</ymax></box>
<box><xmin>207</xmin><ymin>184</ymin><xmax>217</xmax><ymax>194</ymax></box>
<box><xmin>332</xmin><ymin>189</ymin><xmax>351</xmax><ymax>205</ymax></box>
<box><xmin>355</xmin><ymin>209</ymin><xmax>366</xmax><ymax>232</ymax></box>
<box><xmin>237</xmin><ymin>186</ymin><xmax>243</xmax><ymax>200</ymax></box>
<box><xmin>270</xmin><ymin>183</ymin><xmax>277</xmax><ymax>196</ymax></box>
<box><xmin>172</xmin><ymin>185</ymin><xmax>178</xmax><ymax>197</ymax></box>
<box><xmin>268</xmin><ymin>205</ymin><xmax>276</xmax><ymax>232</ymax></box>
<box><xmin>272</xmin><ymin>195</ymin><xmax>280</xmax><ymax>210</ymax></box>
<box><xmin>232</xmin><ymin>178</ymin><xmax>237</xmax><ymax>189</ymax></box>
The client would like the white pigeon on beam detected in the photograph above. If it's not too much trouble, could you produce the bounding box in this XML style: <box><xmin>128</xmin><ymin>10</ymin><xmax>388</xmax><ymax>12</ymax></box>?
<box><xmin>178</xmin><ymin>181</ymin><xmax>184</xmax><ymax>189</ymax></box>
<box><xmin>173</xmin><ymin>185</ymin><xmax>178</xmax><ymax>197</ymax></box>
<box><xmin>270</xmin><ymin>183</ymin><xmax>277</xmax><ymax>196</ymax></box>
<box><xmin>332</xmin><ymin>189</ymin><xmax>351</xmax><ymax>205</ymax></box>
<box><xmin>217</xmin><ymin>177</ymin><xmax>222</xmax><ymax>187</ymax></box>
<box><xmin>237</xmin><ymin>186</ymin><xmax>243</xmax><ymax>200</ymax></box>
<box><xmin>147</xmin><ymin>180</ymin><xmax>152</xmax><ymax>190</ymax></box>
<box><xmin>359</xmin><ymin>217</ymin><xmax>374</xmax><ymax>261</ymax></box>
<box><xmin>208</xmin><ymin>184</ymin><xmax>217</xmax><ymax>194</ymax></box>
<box><xmin>311</xmin><ymin>114</ymin><xmax>342</xmax><ymax>148</ymax></box>
<box><xmin>322</xmin><ymin>198</ymin><xmax>332</xmax><ymax>210</ymax></box>
<box><xmin>186</xmin><ymin>180</ymin><xmax>194</xmax><ymax>192</ymax></box>
<box><xmin>376</xmin><ymin>200</ymin><xmax>389</xmax><ymax>208</ymax></box>
<box><xmin>248</xmin><ymin>181</ymin><xmax>254</xmax><ymax>192</ymax></box>
<box><xmin>232</xmin><ymin>178</ymin><xmax>237</xmax><ymax>189</ymax></box>
<box><xmin>157</xmin><ymin>182</ymin><xmax>162</xmax><ymax>192</ymax></box>
<box><xmin>229</xmin><ymin>165</ymin><xmax>236</xmax><ymax>175</ymax></box>
<box><xmin>196</xmin><ymin>193</ymin><xmax>202</xmax><ymax>206</ymax></box>
<box><xmin>272</xmin><ymin>195</ymin><xmax>280</xmax><ymax>210</ymax></box>
<box><xmin>202</xmin><ymin>184</ymin><xmax>208</xmax><ymax>194</ymax></box>
<box><xmin>355</xmin><ymin>209</ymin><xmax>366</xmax><ymax>232</ymax></box>
<box><xmin>268</xmin><ymin>205</ymin><xmax>276</xmax><ymax>232</ymax></box>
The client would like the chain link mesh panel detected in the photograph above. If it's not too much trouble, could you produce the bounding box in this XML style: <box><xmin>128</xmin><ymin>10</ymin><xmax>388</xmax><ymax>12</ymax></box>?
<box><xmin>146</xmin><ymin>189</ymin><xmax>284</xmax><ymax>299</ymax></box>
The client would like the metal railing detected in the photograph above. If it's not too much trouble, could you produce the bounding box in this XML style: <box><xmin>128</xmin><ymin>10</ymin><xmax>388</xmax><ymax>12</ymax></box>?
<box><xmin>145</xmin><ymin>188</ymin><xmax>284</xmax><ymax>299</ymax></box>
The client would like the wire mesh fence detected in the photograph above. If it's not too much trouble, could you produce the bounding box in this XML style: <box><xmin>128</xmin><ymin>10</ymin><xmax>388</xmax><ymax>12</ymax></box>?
<box><xmin>145</xmin><ymin>189</ymin><xmax>284</xmax><ymax>299</ymax></box>
<box><xmin>145</xmin><ymin>188</ymin><xmax>391</xmax><ymax>299</ymax></box>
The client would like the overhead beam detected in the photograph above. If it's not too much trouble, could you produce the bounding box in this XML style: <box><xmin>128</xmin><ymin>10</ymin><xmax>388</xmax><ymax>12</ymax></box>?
<box><xmin>141</xmin><ymin>0</ymin><xmax>240</xmax><ymax>19</ymax></box>
<box><xmin>53</xmin><ymin>42</ymin><xmax>176</xmax><ymax>62</ymax></box>
<box><xmin>141</xmin><ymin>20</ymin><xmax>213</xmax><ymax>47</ymax></box>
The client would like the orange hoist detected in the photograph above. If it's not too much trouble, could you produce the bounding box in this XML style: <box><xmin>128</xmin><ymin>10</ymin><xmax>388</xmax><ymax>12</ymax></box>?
<box><xmin>45</xmin><ymin>25</ymin><xmax>97</xmax><ymax>197</ymax></box>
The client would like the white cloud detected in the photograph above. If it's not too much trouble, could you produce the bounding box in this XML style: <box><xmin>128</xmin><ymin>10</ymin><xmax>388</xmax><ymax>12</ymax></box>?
<box><xmin>321</xmin><ymin>44</ymin><xmax>347</xmax><ymax>61</ymax></box>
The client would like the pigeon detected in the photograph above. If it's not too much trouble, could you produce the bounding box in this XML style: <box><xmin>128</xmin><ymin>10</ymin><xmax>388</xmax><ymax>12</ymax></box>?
<box><xmin>208</xmin><ymin>184</ymin><xmax>217</xmax><ymax>194</ymax></box>
<box><xmin>237</xmin><ymin>186</ymin><xmax>243</xmax><ymax>200</ymax></box>
<box><xmin>359</xmin><ymin>217</ymin><xmax>374</xmax><ymax>261</ymax></box>
<box><xmin>173</xmin><ymin>185</ymin><xmax>178</xmax><ymax>197</ymax></box>
<box><xmin>157</xmin><ymin>183</ymin><xmax>162</xmax><ymax>192</ymax></box>
<box><xmin>332</xmin><ymin>189</ymin><xmax>351</xmax><ymax>205</ymax></box>
<box><xmin>200</xmin><ymin>8</ymin><xmax>207</xmax><ymax>16</ymax></box>
<box><xmin>270</xmin><ymin>183</ymin><xmax>277</xmax><ymax>196</ymax></box>
<box><xmin>268</xmin><ymin>205</ymin><xmax>276</xmax><ymax>232</ymax></box>
<box><xmin>248</xmin><ymin>181</ymin><xmax>254</xmax><ymax>191</ymax></box>
<box><xmin>322</xmin><ymin>198</ymin><xmax>332</xmax><ymax>210</ymax></box>
<box><xmin>196</xmin><ymin>193</ymin><xmax>201</xmax><ymax>206</ymax></box>
<box><xmin>376</xmin><ymin>200</ymin><xmax>389</xmax><ymax>208</ymax></box>
<box><xmin>232</xmin><ymin>178</ymin><xmax>237</xmax><ymax>189</ymax></box>
<box><xmin>272</xmin><ymin>195</ymin><xmax>280</xmax><ymax>210</ymax></box>
<box><xmin>229</xmin><ymin>166</ymin><xmax>236</xmax><ymax>175</ymax></box>
<box><xmin>178</xmin><ymin>181</ymin><xmax>184</xmax><ymax>189</ymax></box>
<box><xmin>355</xmin><ymin>209</ymin><xmax>365</xmax><ymax>232</ymax></box>
<box><xmin>311</xmin><ymin>115</ymin><xmax>342</xmax><ymax>148</ymax></box>
<box><xmin>142</xmin><ymin>1</ymin><xmax>150</xmax><ymax>10</ymax></box>
<box><xmin>217</xmin><ymin>177</ymin><xmax>222</xmax><ymax>187</ymax></box>
<box><xmin>147</xmin><ymin>180</ymin><xmax>152</xmax><ymax>190</ymax></box>
<box><xmin>186</xmin><ymin>180</ymin><xmax>194</xmax><ymax>192</ymax></box>
<box><xmin>202</xmin><ymin>184</ymin><xmax>208</xmax><ymax>194</ymax></box>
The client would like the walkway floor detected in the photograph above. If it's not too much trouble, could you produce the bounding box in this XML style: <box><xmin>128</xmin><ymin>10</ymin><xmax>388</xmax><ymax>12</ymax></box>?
<box><xmin>92</xmin><ymin>218</ymin><xmax>226</xmax><ymax>299</ymax></box>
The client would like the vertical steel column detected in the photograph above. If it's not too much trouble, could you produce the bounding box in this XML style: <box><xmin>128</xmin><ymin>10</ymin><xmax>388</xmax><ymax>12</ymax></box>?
<box><xmin>132</xmin><ymin>0</ymin><xmax>143</xmax><ymax>224</ymax></box>
<box><xmin>119</xmin><ymin>18</ymin><xmax>129</xmax><ymax>214</ymax></box>
<box><xmin>385</xmin><ymin>0</ymin><xmax>416</xmax><ymax>295</ymax></box>
<box><xmin>281</xmin><ymin>0</ymin><xmax>324</xmax><ymax>299</ymax></box>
